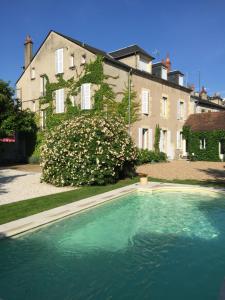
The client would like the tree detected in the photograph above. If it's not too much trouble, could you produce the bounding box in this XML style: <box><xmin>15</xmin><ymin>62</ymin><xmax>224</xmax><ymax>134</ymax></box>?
<box><xmin>0</xmin><ymin>80</ymin><xmax>36</xmax><ymax>138</ymax></box>
<box><xmin>154</xmin><ymin>124</ymin><xmax>161</xmax><ymax>153</ymax></box>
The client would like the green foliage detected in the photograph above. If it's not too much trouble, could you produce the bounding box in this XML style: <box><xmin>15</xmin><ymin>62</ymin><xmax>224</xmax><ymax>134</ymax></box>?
<box><xmin>136</xmin><ymin>149</ymin><xmax>167</xmax><ymax>165</ymax></box>
<box><xmin>183</xmin><ymin>126</ymin><xmax>225</xmax><ymax>161</ymax></box>
<box><xmin>154</xmin><ymin>124</ymin><xmax>161</xmax><ymax>153</ymax></box>
<box><xmin>116</xmin><ymin>85</ymin><xmax>140</xmax><ymax>125</ymax></box>
<box><xmin>41</xmin><ymin>115</ymin><xmax>137</xmax><ymax>186</ymax></box>
<box><xmin>0</xmin><ymin>80</ymin><xmax>36</xmax><ymax>138</ymax></box>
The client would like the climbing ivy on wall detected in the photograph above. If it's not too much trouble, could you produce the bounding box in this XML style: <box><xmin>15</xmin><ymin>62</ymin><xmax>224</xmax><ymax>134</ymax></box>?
<box><xmin>39</xmin><ymin>55</ymin><xmax>139</xmax><ymax>130</ymax></box>
<box><xmin>182</xmin><ymin>126</ymin><xmax>225</xmax><ymax>161</ymax></box>
<box><xmin>154</xmin><ymin>124</ymin><xmax>161</xmax><ymax>153</ymax></box>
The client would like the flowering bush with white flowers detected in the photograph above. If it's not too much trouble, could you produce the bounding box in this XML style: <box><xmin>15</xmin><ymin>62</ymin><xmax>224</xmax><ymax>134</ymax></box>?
<box><xmin>40</xmin><ymin>115</ymin><xmax>137</xmax><ymax>186</ymax></box>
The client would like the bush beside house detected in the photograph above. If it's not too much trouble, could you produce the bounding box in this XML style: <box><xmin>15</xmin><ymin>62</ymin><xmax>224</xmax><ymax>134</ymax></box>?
<box><xmin>41</xmin><ymin>115</ymin><xmax>137</xmax><ymax>186</ymax></box>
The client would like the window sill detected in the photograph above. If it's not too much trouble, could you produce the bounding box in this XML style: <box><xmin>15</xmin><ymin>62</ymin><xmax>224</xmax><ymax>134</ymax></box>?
<box><xmin>69</xmin><ymin>66</ymin><xmax>75</xmax><ymax>70</ymax></box>
<box><xmin>31</xmin><ymin>78</ymin><xmax>36</xmax><ymax>80</ymax></box>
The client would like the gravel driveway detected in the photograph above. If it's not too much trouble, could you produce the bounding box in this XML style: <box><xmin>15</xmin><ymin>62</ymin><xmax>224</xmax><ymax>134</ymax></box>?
<box><xmin>137</xmin><ymin>160</ymin><xmax>225</xmax><ymax>181</ymax></box>
<box><xmin>0</xmin><ymin>168</ymin><xmax>74</xmax><ymax>205</ymax></box>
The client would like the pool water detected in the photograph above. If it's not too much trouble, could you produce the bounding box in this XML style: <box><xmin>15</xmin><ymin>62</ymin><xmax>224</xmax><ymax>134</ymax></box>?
<box><xmin>1</xmin><ymin>191</ymin><xmax>225</xmax><ymax>300</ymax></box>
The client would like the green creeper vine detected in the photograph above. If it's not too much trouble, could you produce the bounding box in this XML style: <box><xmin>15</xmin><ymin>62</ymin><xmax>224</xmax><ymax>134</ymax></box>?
<box><xmin>182</xmin><ymin>125</ymin><xmax>225</xmax><ymax>161</ymax></box>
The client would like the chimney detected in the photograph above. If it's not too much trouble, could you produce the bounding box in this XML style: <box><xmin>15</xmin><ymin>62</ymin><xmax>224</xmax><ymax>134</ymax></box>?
<box><xmin>24</xmin><ymin>35</ymin><xmax>33</xmax><ymax>69</ymax></box>
<box><xmin>165</xmin><ymin>53</ymin><xmax>171</xmax><ymax>73</ymax></box>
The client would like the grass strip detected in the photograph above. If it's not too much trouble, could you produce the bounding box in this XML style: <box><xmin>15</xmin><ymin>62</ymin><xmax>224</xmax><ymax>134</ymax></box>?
<box><xmin>0</xmin><ymin>177</ymin><xmax>139</xmax><ymax>225</ymax></box>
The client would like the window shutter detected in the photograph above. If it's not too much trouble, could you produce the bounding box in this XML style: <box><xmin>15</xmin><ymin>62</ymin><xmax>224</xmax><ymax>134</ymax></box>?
<box><xmin>81</xmin><ymin>83</ymin><xmax>91</xmax><ymax>109</ymax></box>
<box><xmin>148</xmin><ymin>128</ymin><xmax>153</xmax><ymax>150</ymax></box>
<box><xmin>177</xmin><ymin>100</ymin><xmax>180</xmax><ymax>120</ymax></box>
<box><xmin>141</xmin><ymin>90</ymin><xmax>149</xmax><ymax>114</ymax></box>
<box><xmin>138</xmin><ymin>128</ymin><xmax>142</xmax><ymax>148</ymax></box>
<box><xmin>55</xmin><ymin>48</ymin><xmax>63</xmax><ymax>74</ymax></box>
<box><xmin>56</xmin><ymin>89</ymin><xmax>64</xmax><ymax>113</ymax></box>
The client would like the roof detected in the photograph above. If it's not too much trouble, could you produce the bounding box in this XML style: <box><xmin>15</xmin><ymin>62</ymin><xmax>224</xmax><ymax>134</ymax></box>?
<box><xmin>152</xmin><ymin>62</ymin><xmax>167</xmax><ymax>68</ymax></box>
<box><xmin>191</xmin><ymin>95</ymin><xmax>225</xmax><ymax>110</ymax></box>
<box><xmin>16</xmin><ymin>31</ymin><xmax>191</xmax><ymax>93</ymax></box>
<box><xmin>185</xmin><ymin>111</ymin><xmax>225</xmax><ymax>131</ymax></box>
<box><xmin>109</xmin><ymin>45</ymin><xmax>154</xmax><ymax>60</ymax></box>
<box><xmin>168</xmin><ymin>70</ymin><xmax>184</xmax><ymax>76</ymax></box>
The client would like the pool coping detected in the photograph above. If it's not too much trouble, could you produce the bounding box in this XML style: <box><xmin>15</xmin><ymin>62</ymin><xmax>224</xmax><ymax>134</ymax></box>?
<box><xmin>0</xmin><ymin>182</ymin><xmax>225</xmax><ymax>240</ymax></box>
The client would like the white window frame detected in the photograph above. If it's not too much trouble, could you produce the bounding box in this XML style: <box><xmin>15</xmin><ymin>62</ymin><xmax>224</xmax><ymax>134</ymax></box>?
<box><xmin>161</xmin><ymin>67</ymin><xmax>167</xmax><ymax>80</ymax></box>
<box><xmin>139</xmin><ymin>57</ymin><xmax>148</xmax><ymax>72</ymax></box>
<box><xmin>70</xmin><ymin>54</ymin><xmax>75</xmax><ymax>68</ymax></box>
<box><xmin>31</xmin><ymin>67</ymin><xmax>36</xmax><ymax>80</ymax></box>
<box><xmin>40</xmin><ymin>110</ymin><xmax>46</xmax><ymax>129</ymax></box>
<box><xmin>176</xmin><ymin>131</ymin><xmax>183</xmax><ymax>149</ymax></box>
<box><xmin>141</xmin><ymin>89</ymin><xmax>149</xmax><ymax>115</ymax></box>
<box><xmin>55</xmin><ymin>88</ymin><xmax>64</xmax><ymax>113</ymax></box>
<box><xmin>81</xmin><ymin>83</ymin><xmax>91</xmax><ymax>110</ymax></box>
<box><xmin>40</xmin><ymin>76</ymin><xmax>47</xmax><ymax>97</ymax></box>
<box><xmin>55</xmin><ymin>48</ymin><xmax>64</xmax><ymax>74</ymax></box>
<box><xmin>200</xmin><ymin>138</ymin><xmax>206</xmax><ymax>150</ymax></box>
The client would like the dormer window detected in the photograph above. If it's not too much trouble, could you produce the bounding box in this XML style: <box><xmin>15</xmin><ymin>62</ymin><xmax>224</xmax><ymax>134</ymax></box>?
<box><xmin>81</xmin><ymin>54</ymin><xmax>86</xmax><ymax>65</ymax></box>
<box><xmin>31</xmin><ymin>67</ymin><xmax>36</xmax><ymax>80</ymax></box>
<box><xmin>69</xmin><ymin>54</ymin><xmax>75</xmax><ymax>69</ymax></box>
<box><xmin>139</xmin><ymin>57</ymin><xmax>148</xmax><ymax>72</ymax></box>
<box><xmin>162</xmin><ymin>67</ymin><xmax>167</xmax><ymax>80</ymax></box>
<box><xmin>179</xmin><ymin>75</ymin><xmax>184</xmax><ymax>86</ymax></box>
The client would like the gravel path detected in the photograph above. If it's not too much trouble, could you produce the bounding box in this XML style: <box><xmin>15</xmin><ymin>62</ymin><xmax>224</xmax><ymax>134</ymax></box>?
<box><xmin>137</xmin><ymin>160</ymin><xmax>225</xmax><ymax>181</ymax></box>
<box><xmin>0</xmin><ymin>169</ymin><xmax>74</xmax><ymax>205</ymax></box>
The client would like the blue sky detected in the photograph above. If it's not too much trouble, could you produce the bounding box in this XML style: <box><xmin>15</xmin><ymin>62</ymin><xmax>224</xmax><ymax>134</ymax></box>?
<box><xmin>1</xmin><ymin>0</ymin><xmax>225</xmax><ymax>96</ymax></box>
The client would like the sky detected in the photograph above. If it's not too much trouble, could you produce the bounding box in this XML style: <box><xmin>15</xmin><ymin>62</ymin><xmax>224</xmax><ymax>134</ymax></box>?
<box><xmin>1</xmin><ymin>0</ymin><xmax>225</xmax><ymax>96</ymax></box>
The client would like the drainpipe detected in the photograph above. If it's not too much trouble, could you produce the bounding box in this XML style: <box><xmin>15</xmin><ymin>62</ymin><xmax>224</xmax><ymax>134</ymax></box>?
<box><xmin>128</xmin><ymin>68</ymin><xmax>132</xmax><ymax>134</ymax></box>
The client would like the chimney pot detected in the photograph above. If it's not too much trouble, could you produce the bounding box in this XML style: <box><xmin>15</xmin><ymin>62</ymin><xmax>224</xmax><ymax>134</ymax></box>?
<box><xmin>24</xmin><ymin>35</ymin><xmax>33</xmax><ymax>68</ymax></box>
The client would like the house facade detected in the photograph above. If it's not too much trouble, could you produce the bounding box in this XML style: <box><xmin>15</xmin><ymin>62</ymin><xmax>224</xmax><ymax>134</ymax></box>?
<box><xmin>16</xmin><ymin>31</ymin><xmax>224</xmax><ymax>160</ymax></box>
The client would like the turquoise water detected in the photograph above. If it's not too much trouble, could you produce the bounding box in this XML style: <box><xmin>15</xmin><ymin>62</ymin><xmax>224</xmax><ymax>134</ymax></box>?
<box><xmin>1</xmin><ymin>191</ymin><xmax>225</xmax><ymax>299</ymax></box>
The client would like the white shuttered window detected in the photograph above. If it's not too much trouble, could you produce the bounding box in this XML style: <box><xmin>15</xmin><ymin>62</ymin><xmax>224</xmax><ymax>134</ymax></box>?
<box><xmin>141</xmin><ymin>90</ymin><xmax>149</xmax><ymax>114</ymax></box>
<box><xmin>56</xmin><ymin>89</ymin><xmax>64</xmax><ymax>113</ymax></box>
<box><xmin>81</xmin><ymin>83</ymin><xmax>91</xmax><ymax>109</ymax></box>
<box><xmin>55</xmin><ymin>48</ymin><xmax>64</xmax><ymax>74</ymax></box>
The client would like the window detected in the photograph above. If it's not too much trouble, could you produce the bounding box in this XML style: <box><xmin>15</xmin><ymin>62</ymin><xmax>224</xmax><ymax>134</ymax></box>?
<box><xmin>177</xmin><ymin>100</ymin><xmax>185</xmax><ymax>120</ymax></box>
<box><xmin>138</xmin><ymin>128</ymin><xmax>152</xmax><ymax>150</ymax></box>
<box><xmin>40</xmin><ymin>110</ymin><xmax>46</xmax><ymax>129</ymax></box>
<box><xmin>81</xmin><ymin>54</ymin><xmax>86</xmax><ymax>65</ymax></box>
<box><xmin>141</xmin><ymin>89</ymin><xmax>149</xmax><ymax>115</ymax></box>
<box><xmin>200</xmin><ymin>138</ymin><xmax>206</xmax><ymax>149</ymax></box>
<box><xmin>31</xmin><ymin>67</ymin><xmax>35</xmax><ymax>79</ymax></box>
<box><xmin>32</xmin><ymin>100</ymin><xmax>36</xmax><ymax>112</ymax></box>
<box><xmin>81</xmin><ymin>83</ymin><xmax>91</xmax><ymax>109</ymax></box>
<box><xmin>55</xmin><ymin>89</ymin><xmax>64</xmax><ymax>113</ymax></box>
<box><xmin>55</xmin><ymin>48</ymin><xmax>64</xmax><ymax>74</ymax></box>
<box><xmin>179</xmin><ymin>75</ymin><xmax>184</xmax><ymax>86</ymax></box>
<box><xmin>70</xmin><ymin>95</ymin><xmax>76</xmax><ymax>106</ymax></box>
<box><xmin>40</xmin><ymin>76</ymin><xmax>47</xmax><ymax>97</ymax></box>
<box><xmin>162</xmin><ymin>67</ymin><xmax>167</xmax><ymax>80</ymax></box>
<box><xmin>161</xmin><ymin>130</ymin><xmax>167</xmax><ymax>152</ymax></box>
<box><xmin>201</xmin><ymin>109</ymin><xmax>206</xmax><ymax>113</ymax></box>
<box><xmin>16</xmin><ymin>88</ymin><xmax>21</xmax><ymax>100</ymax></box>
<box><xmin>219</xmin><ymin>139</ymin><xmax>225</xmax><ymax>159</ymax></box>
<box><xmin>139</xmin><ymin>58</ymin><xmax>148</xmax><ymax>72</ymax></box>
<box><xmin>70</xmin><ymin>54</ymin><xmax>75</xmax><ymax>68</ymax></box>
<box><xmin>162</xmin><ymin>97</ymin><xmax>167</xmax><ymax>117</ymax></box>
<box><xmin>177</xmin><ymin>131</ymin><xmax>183</xmax><ymax>149</ymax></box>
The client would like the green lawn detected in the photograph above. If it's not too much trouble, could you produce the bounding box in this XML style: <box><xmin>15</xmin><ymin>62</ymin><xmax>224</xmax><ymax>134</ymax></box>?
<box><xmin>0</xmin><ymin>177</ymin><xmax>139</xmax><ymax>225</ymax></box>
<box><xmin>0</xmin><ymin>176</ymin><xmax>224</xmax><ymax>226</ymax></box>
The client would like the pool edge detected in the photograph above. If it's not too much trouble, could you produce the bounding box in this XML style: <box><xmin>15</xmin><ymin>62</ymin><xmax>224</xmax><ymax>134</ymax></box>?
<box><xmin>0</xmin><ymin>182</ymin><xmax>225</xmax><ymax>240</ymax></box>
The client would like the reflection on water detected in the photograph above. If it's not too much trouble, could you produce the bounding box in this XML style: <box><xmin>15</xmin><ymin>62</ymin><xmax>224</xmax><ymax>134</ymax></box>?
<box><xmin>0</xmin><ymin>191</ymin><xmax>225</xmax><ymax>300</ymax></box>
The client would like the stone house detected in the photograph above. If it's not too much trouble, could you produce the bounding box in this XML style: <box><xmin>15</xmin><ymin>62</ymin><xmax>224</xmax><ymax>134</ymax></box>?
<box><xmin>16</xmin><ymin>30</ymin><xmax>225</xmax><ymax>160</ymax></box>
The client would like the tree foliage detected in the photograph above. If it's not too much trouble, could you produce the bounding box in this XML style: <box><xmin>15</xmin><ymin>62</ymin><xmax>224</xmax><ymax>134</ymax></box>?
<box><xmin>0</xmin><ymin>80</ymin><xmax>36</xmax><ymax>138</ymax></box>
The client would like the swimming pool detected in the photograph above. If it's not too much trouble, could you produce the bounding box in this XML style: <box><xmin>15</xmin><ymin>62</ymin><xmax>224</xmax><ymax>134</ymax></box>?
<box><xmin>1</xmin><ymin>190</ymin><xmax>225</xmax><ymax>300</ymax></box>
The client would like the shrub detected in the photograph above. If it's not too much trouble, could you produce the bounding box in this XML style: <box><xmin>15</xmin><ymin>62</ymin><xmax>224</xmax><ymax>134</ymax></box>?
<box><xmin>40</xmin><ymin>115</ymin><xmax>137</xmax><ymax>186</ymax></box>
<box><xmin>136</xmin><ymin>149</ymin><xmax>167</xmax><ymax>165</ymax></box>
